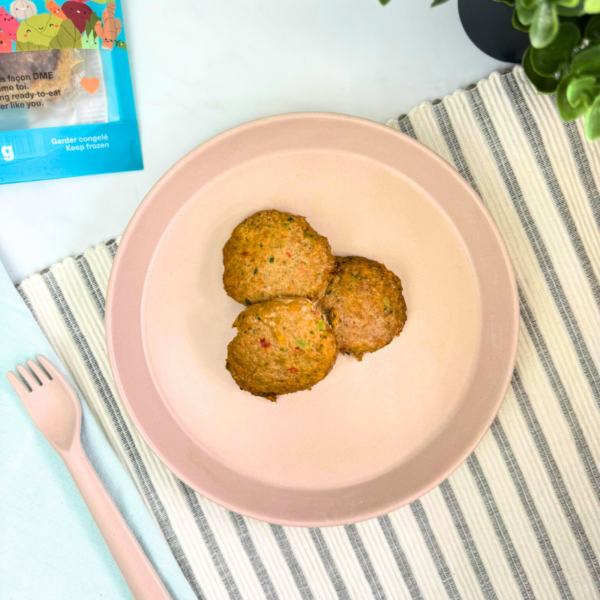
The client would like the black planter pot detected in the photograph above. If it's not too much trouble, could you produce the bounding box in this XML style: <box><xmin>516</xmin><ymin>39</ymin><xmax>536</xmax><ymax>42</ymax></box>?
<box><xmin>458</xmin><ymin>0</ymin><xmax>529</xmax><ymax>63</ymax></box>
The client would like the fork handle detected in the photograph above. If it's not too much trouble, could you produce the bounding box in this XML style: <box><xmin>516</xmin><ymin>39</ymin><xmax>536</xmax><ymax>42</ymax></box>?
<box><xmin>61</xmin><ymin>444</ymin><xmax>172</xmax><ymax>600</ymax></box>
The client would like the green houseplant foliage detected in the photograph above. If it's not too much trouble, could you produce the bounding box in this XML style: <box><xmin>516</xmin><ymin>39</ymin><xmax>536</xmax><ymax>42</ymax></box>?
<box><xmin>379</xmin><ymin>0</ymin><xmax>600</xmax><ymax>141</ymax></box>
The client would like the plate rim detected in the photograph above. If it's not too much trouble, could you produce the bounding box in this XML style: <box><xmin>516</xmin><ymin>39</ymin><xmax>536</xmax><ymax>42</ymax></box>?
<box><xmin>106</xmin><ymin>112</ymin><xmax>519</xmax><ymax>526</ymax></box>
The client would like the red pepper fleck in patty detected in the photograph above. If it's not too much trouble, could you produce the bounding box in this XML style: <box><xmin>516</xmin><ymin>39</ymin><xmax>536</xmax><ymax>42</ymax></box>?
<box><xmin>260</xmin><ymin>338</ymin><xmax>271</xmax><ymax>349</ymax></box>
<box><xmin>241</xmin><ymin>251</ymin><xmax>248</xmax><ymax>257</ymax></box>
<box><xmin>286</xmin><ymin>252</ymin><xmax>292</xmax><ymax>258</ymax></box>
<box><xmin>287</xmin><ymin>367</ymin><xmax>299</xmax><ymax>373</ymax></box>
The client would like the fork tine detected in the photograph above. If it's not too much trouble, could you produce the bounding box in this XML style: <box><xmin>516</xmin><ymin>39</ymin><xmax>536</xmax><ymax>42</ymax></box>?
<box><xmin>17</xmin><ymin>364</ymin><xmax>39</xmax><ymax>389</ymax></box>
<box><xmin>27</xmin><ymin>359</ymin><xmax>48</xmax><ymax>383</ymax></box>
<box><xmin>37</xmin><ymin>356</ymin><xmax>59</xmax><ymax>381</ymax></box>
<box><xmin>6</xmin><ymin>370</ymin><xmax>30</xmax><ymax>397</ymax></box>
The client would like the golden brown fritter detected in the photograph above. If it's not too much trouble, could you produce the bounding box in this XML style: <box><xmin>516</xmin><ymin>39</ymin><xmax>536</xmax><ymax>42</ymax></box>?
<box><xmin>226</xmin><ymin>298</ymin><xmax>338</xmax><ymax>401</ymax></box>
<box><xmin>223</xmin><ymin>210</ymin><xmax>336</xmax><ymax>306</ymax></box>
<box><xmin>318</xmin><ymin>256</ymin><xmax>407</xmax><ymax>361</ymax></box>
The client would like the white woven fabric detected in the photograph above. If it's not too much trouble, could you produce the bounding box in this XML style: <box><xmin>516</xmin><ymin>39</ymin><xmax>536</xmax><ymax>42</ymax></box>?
<box><xmin>19</xmin><ymin>66</ymin><xmax>600</xmax><ymax>599</ymax></box>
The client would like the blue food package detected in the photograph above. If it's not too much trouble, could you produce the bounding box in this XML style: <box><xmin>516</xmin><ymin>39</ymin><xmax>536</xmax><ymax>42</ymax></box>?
<box><xmin>0</xmin><ymin>0</ymin><xmax>142</xmax><ymax>184</ymax></box>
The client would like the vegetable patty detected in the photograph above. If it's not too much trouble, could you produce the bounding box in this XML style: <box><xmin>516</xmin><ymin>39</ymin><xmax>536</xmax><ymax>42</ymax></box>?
<box><xmin>318</xmin><ymin>256</ymin><xmax>407</xmax><ymax>361</ymax></box>
<box><xmin>223</xmin><ymin>210</ymin><xmax>336</xmax><ymax>305</ymax></box>
<box><xmin>226</xmin><ymin>298</ymin><xmax>338</xmax><ymax>401</ymax></box>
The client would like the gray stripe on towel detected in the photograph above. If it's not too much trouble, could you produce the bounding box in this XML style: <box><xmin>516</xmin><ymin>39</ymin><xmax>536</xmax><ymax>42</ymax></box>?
<box><xmin>503</xmin><ymin>73</ymin><xmax>600</xmax><ymax>313</ymax></box>
<box><xmin>439</xmin><ymin>480</ymin><xmax>498</xmax><ymax>600</ymax></box>
<box><xmin>378</xmin><ymin>515</ymin><xmax>424</xmax><ymax>600</ymax></box>
<box><xmin>229</xmin><ymin>512</ymin><xmax>279</xmax><ymax>600</ymax></box>
<box><xmin>411</xmin><ymin>499</ymin><xmax>463</xmax><ymax>600</ymax></box>
<box><xmin>16</xmin><ymin>284</ymin><xmax>38</xmax><ymax>323</ymax></box>
<box><xmin>467</xmin><ymin>454</ymin><xmax>535</xmax><ymax>600</ymax></box>
<box><xmin>518</xmin><ymin>285</ymin><xmax>600</xmax><ymax>503</ymax></box>
<box><xmin>270</xmin><ymin>525</ymin><xmax>315</xmax><ymax>600</ymax></box>
<box><xmin>310</xmin><ymin>528</ymin><xmax>351</xmax><ymax>600</ymax></box>
<box><xmin>75</xmin><ymin>255</ymin><xmax>105</xmax><ymax>320</ymax></box>
<box><xmin>433</xmin><ymin>102</ymin><xmax>481</xmax><ymax>196</ymax></box>
<box><xmin>398</xmin><ymin>116</ymin><xmax>417</xmax><ymax>139</ymax></box>
<box><xmin>511</xmin><ymin>370</ymin><xmax>600</xmax><ymax>594</ymax></box>
<box><xmin>491</xmin><ymin>418</ymin><xmax>573</xmax><ymax>600</ymax></box>
<box><xmin>345</xmin><ymin>524</ymin><xmax>387</xmax><ymax>600</ymax></box>
<box><xmin>106</xmin><ymin>240</ymin><xmax>118</xmax><ymax>260</ymax></box>
<box><xmin>563</xmin><ymin>120</ymin><xmax>600</xmax><ymax>234</ymax></box>
<box><xmin>178</xmin><ymin>482</ymin><xmax>242</xmax><ymax>600</ymax></box>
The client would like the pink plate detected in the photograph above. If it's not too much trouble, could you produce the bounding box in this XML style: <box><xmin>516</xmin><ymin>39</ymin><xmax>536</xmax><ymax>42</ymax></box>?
<box><xmin>106</xmin><ymin>113</ymin><xmax>518</xmax><ymax>526</ymax></box>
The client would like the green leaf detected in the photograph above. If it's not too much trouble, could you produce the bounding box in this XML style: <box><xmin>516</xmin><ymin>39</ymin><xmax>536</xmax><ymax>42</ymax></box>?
<box><xmin>523</xmin><ymin>46</ymin><xmax>560</xmax><ymax>92</ymax></box>
<box><xmin>585</xmin><ymin>14</ymin><xmax>600</xmax><ymax>40</ymax></box>
<box><xmin>530</xmin><ymin>22</ymin><xmax>581</xmax><ymax>75</ymax></box>
<box><xmin>85</xmin><ymin>13</ymin><xmax>99</xmax><ymax>39</ymax></box>
<box><xmin>379</xmin><ymin>0</ymin><xmax>392</xmax><ymax>5</ymax></box>
<box><xmin>566</xmin><ymin>75</ymin><xmax>600</xmax><ymax>106</ymax></box>
<box><xmin>520</xmin><ymin>0</ymin><xmax>536</xmax><ymax>9</ymax></box>
<box><xmin>584</xmin><ymin>94</ymin><xmax>600</xmax><ymax>139</ymax></box>
<box><xmin>571</xmin><ymin>44</ymin><xmax>600</xmax><ymax>74</ymax></box>
<box><xmin>513</xmin><ymin>9</ymin><xmax>531</xmax><ymax>31</ymax></box>
<box><xmin>585</xmin><ymin>0</ymin><xmax>600</xmax><ymax>12</ymax></box>
<box><xmin>517</xmin><ymin>1</ymin><xmax>537</xmax><ymax>25</ymax></box>
<box><xmin>557</xmin><ymin>74</ymin><xmax>587</xmax><ymax>120</ymax></box>
<box><xmin>431</xmin><ymin>0</ymin><xmax>450</xmax><ymax>5</ymax></box>
<box><xmin>15</xmin><ymin>40</ymin><xmax>45</xmax><ymax>52</ymax></box>
<box><xmin>555</xmin><ymin>0</ymin><xmax>580</xmax><ymax>7</ymax></box>
<box><xmin>556</xmin><ymin>0</ymin><xmax>586</xmax><ymax>15</ymax></box>
<box><xmin>494</xmin><ymin>0</ymin><xmax>516</xmax><ymax>5</ymax></box>
<box><xmin>49</xmin><ymin>19</ymin><xmax>82</xmax><ymax>49</ymax></box>
<box><xmin>530</xmin><ymin>3</ymin><xmax>560</xmax><ymax>48</ymax></box>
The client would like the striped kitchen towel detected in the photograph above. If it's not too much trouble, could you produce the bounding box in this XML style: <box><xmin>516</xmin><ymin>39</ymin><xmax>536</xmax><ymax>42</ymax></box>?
<box><xmin>17</xmin><ymin>65</ymin><xmax>600</xmax><ymax>599</ymax></box>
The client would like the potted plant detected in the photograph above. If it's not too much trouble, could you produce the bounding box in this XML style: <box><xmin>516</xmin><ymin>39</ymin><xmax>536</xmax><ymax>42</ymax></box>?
<box><xmin>380</xmin><ymin>0</ymin><xmax>600</xmax><ymax>141</ymax></box>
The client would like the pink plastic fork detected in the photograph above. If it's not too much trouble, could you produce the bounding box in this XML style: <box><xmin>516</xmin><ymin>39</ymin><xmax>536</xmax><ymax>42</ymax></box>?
<box><xmin>7</xmin><ymin>356</ymin><xmax>172</xmax><ymax>600</ymax></box>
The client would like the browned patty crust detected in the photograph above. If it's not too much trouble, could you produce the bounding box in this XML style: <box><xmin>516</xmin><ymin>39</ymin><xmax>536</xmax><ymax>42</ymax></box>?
<box><xmin>226</xmin><ymin>298</ymin><xmax>338</xmax><ymax>401</ymax></box>
<box><xmin>318</xmin><ymin>256</ymin><xmax>407</xmax><ymax>360</ymax></box>
<box><xmin>223</xmin><ymin>210</ymin><xmax>336</xmax><ymax>305</ymax></box>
